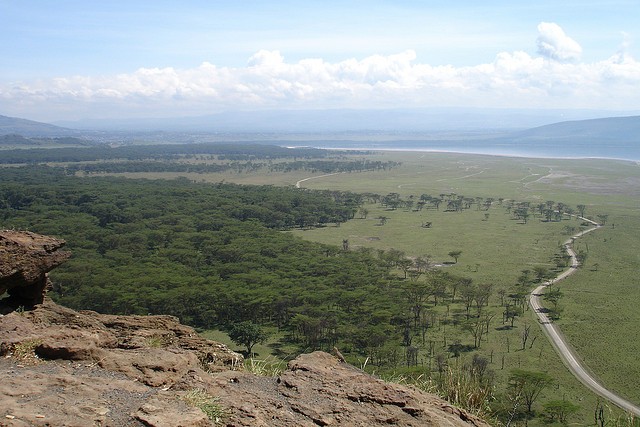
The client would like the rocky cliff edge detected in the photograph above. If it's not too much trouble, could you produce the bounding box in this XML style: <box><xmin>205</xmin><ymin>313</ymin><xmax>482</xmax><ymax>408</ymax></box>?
<box><xmin>0</xmin><ymin>231</ymin><xmax>489</xmax><ymax>427</ymax></box>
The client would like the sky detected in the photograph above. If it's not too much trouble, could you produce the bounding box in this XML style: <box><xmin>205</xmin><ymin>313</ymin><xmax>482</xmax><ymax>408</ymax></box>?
<box><xmin>1</xmin><ymin>1</ymin><xmax>639</xmax><ymax>122</ymax></box>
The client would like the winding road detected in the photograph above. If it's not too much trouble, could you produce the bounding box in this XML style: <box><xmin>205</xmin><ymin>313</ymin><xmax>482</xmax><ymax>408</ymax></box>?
<box><xmin>529</xmin><ymin>219</ymin><xmax>640</xmax><ymax>417</ymax></box>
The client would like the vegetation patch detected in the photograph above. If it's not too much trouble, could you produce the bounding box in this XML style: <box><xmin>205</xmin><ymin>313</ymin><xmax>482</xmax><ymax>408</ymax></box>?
<box><xmin>11</xmin><ymin>339</ymin><xmax>42</xmax><ymax>364</ymax></box>
<box><xmin>243</xmin><ymin>356</ymin><xmax>287</xmax><ymax>377</ymax></box>
<box><xmin>182</xmin><ymin>389</ymin><xmax>227</xmax><ymax>424</ymax></box>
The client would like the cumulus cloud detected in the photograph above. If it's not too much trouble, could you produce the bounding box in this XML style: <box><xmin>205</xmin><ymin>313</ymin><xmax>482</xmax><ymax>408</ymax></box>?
<box><xmin>1</xmin><ymin>24</ymin><xmax>639</xmax><ymax>120</ymax></box>
<box><xmin>536</xmin><ymin>22</ymin><xmax>582</xmax><ymax>62</ymax></box>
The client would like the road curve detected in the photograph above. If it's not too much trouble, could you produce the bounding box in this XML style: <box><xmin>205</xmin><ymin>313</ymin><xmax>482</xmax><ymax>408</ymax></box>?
<box><xmin>295</xmin><ymin>172</ymin><xmax>342</xmax><ymax>188</ymax></box>
<box><xmin>529</xmin><ymin>219</ymin><xmax>640</xmax><ymax>417</ymax></box>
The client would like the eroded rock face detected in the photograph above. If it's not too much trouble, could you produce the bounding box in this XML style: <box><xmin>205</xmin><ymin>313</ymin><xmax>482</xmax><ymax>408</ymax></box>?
<box><xmin>0</xmin><ymin>300</ymin><xmax>244</xmax><ymax>426</ymax></box>
<box><xmin>0</xmin><ymin>230</ymin><xmax>71</xmax><ymax>306</ymax></box>
<box><xmin>206</xmin><ymin>351</ymin><xmax>488</xmax><ymax>427</ymax></box>
<box><xmin>0</xmin><ymin>300</ymin><xmax>244</xmax><ymax>385</ymax></box>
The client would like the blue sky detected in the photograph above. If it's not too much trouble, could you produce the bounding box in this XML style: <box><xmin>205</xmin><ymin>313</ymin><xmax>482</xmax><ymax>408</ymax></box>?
<box><xmin>1</xmin><ymin>1</ymin><xmax>639</xmax><ymax>121</ymax></box>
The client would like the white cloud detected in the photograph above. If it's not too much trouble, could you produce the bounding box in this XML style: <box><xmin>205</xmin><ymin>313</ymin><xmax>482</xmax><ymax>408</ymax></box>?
<box><xmin>1</xmin><ymin>23</ymin><xmax>639</xmax><ymax>121</ymax></box>
<box><xmin>536</xmin><ymin>22</ymin><xmax>582</xmax><ymax>62</ymax></box>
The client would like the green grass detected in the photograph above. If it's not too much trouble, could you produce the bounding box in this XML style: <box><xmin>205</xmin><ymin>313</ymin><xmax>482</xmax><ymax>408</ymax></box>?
<box><xmin>182</xmin><ymin>389</ymin><xmax>227</xmax><ymax>425</ymax></box>
<box><xmin>243</xmin><ymin>356</ymin><xmax>288</xmax><ymax>377</ymax></box>
<box><xmin>290</xmin><ymin>201</ymin><xmax>570</xmax><ymax>288</ymax></box>
<box><xmin>557</xmin><ymin>216</ymin><xmax>640</xmax><ymax>404</ymax></box>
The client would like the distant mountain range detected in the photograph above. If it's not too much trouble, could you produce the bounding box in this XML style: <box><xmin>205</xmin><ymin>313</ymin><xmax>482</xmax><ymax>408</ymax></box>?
<box><xmin>52</xmin><ymin>108</ymin><xmax>627</xmax><ymax>133</ymax></box>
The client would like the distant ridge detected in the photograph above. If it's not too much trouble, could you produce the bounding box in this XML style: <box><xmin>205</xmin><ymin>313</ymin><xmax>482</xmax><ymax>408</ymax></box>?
<box><xmin>510</xmin><ymin>115</ymin><xmax>640</xmax><ymax>143</ymax></box>
<box><xmin>304</xmin><ymin>115</ymin><xmax>640</xmax><ymax>160</ymax></box>
<box><xmin>0</xmin><ymin>114</ymin><xmax>77</xmax><ymax>137</ymax></box>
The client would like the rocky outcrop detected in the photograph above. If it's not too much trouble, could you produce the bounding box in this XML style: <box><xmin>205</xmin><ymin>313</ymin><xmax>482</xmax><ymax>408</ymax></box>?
<box><xmin>207</xmin><ymin>351</ymin><xmax>488</xmax><ymax>427</ymax></box>
<box><xmin>0</xmin><ymin>299</ymin><xmax>244</xmax><ymax>426</ymax></box>
<box><xmin>0</xmin><ymin>231</ymin><xmax>489</xmax><ymax>427</ymax></box>
<box><xmin>0</xmin><ymin>230</ymin><xmax>71</xmax><ymax>307</ymax></box>
<box><xmin>0</xmin><ymin>300</ymin><xmax>244</xmax><ymax>385</ymax></box>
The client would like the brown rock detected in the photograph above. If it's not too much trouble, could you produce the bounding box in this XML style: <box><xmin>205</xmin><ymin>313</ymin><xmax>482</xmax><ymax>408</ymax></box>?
<box><xmin>0</xmin><ymin>299</ymin><xmax>243</xmax><ymax>384</ymax></box>
<box><xmin>206</xmin><ymin>351</ymin><xmax>489</xmax><ymax>427</ymax></box>
<box><xmin>134</xmin><ymin>394</ymin><xmax>211</xmax><ymax>427</ymax></box>
<box><xmin>0</xmin><ymin>230</ymin><xmax>70</xmax><ymax>307</ymax></box>
<box><xmin>0</xmin><ymin>299</ymin><xmax>244</xmax><ymax>426</ymax></box>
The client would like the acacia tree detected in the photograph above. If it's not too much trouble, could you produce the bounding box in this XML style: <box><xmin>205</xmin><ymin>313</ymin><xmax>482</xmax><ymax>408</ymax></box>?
<box><xmin>508</xmin><ymin>369</ymin><xmax>554</xmax><ymax>414</ymax></box>
<box><xmin>576</xmin><ymin>250</ymin><xmax>588</xmax><ymax>267</ymax></box>
<box><xmin>533</xmin><ymin>266</ymin><xmax>550</xmax><ymax>283</ymax></box>
<box><xmin>448</xmin><ymin>250</ymin><xmax>462</xmax><ymax>264</ymax></box>
<box><xmin>228</xmin><ymin>321</ymin><xmax>270</xmax><ymax>355</ymax></box>
<box><xmin>464</xmin><ymin>317</ymin><xmax>485</xmax><ymax>348</ymax></box>
<box><xmin>397</xmin><ymin>257</ymin><xmax>414</xmax><ymax>279</ymax></box>
<box><xmin>542</xmin><ymin>400</ymin><xmax>580</xmax><ymax>424</ymax></box>
<box><xmin>543</xmin><ymin>287</ymin><xmax>564</xmax><ymax>320</ymax></box>
<box><xmin>459</xmin><ymin>279</ymin><xmax>476</xmax><ymax>319</ymax></box>
<box><xmin>503</xmin><ymin>304</ymin><xmax>522</xmax><ymax>327</ymax></box>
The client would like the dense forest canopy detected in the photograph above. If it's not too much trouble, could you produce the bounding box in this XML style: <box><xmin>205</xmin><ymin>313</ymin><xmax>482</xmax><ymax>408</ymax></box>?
<box><xmin>0</xmin><ymin>166</ymin><xmax>406</xmax><ymax>350</ymax></box>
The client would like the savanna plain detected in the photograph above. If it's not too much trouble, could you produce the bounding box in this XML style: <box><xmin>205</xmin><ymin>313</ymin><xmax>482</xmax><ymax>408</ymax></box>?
<box><xmin>203</xmin><ymin>151</ymin><xmax>640</xmax><ymax>425</ymax></box>
<box><xmin>2</xmin><ymin>146</ymin><xmax>639</xmax><ymax>426</ymax></box>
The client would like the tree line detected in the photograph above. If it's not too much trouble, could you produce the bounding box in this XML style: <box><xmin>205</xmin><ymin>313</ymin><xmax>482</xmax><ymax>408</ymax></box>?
<box><xmin>0</xmin><ymin>142</ymin><xmax>330</xmax><ymax>164</ymax></box>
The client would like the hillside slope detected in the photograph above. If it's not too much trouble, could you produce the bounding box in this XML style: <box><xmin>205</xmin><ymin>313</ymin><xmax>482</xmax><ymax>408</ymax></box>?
<box><xmin>0</xmin><ymin>115</ymin><xmax>76</xmax><ymax>137</ymax></box>
<box><xmin>510</xmin><ymin>115</ymin><xmax>640</xmax><ymax>142</ymax></box>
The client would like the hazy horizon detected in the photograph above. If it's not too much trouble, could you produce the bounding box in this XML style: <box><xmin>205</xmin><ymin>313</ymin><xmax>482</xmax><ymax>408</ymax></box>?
<box><xmin>1</xmin><ymin>1</ymin><xmax>639</xmax><ymax>123</ymax></box>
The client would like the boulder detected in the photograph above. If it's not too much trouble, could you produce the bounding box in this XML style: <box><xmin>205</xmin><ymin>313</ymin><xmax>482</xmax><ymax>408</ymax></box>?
<box><xmin>0</xmin><ymin>230</ymin><xmax>70</xmax><ymax>307</ymax></box>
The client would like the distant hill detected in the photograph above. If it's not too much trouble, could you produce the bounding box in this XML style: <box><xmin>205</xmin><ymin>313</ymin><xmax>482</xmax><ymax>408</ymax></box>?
<box><xmin>510</xmin><ymin>115</ymin><xmax>640</xmax><ymax>143</ymax></box>
<box><xmin>454</xmin><ymin>115</ymin><xmax>640</xmax><ymax>160</ymax></box>
<box><xmin>307</xmin><ymin>115</ymin><xmax>640</xmax><ymax>160</ymax></box>
<box><xmin>0</xmin><ymin>114</ymin><xmax>77</xmax><ymax>137</ymax></box>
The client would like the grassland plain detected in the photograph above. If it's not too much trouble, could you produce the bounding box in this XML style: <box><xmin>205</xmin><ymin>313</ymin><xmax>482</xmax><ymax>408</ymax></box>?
<box><xmin>102</xmin><ymin>150</ymin><xmax>639</xmax><ymax>423</ymax></box>
<box><xmin>288</xmin><ymin>152</ymin><xmax>639</xmax><ymax>422</ymax></box>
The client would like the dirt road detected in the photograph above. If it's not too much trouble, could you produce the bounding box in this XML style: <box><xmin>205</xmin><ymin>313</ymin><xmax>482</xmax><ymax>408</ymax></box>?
<box><xmin>295</xmin><ymin>172</ymin><xmax>342</xmax><ymax>188</ymax></box>
<box><xmin>529</xmin><ymin>220</ymin><xmax>640</xmax><ymax>417</ymax></box>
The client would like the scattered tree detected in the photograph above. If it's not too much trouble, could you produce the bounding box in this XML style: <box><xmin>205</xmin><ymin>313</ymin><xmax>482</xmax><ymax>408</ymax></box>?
<box><xmin>542</xmin><ymin>400</ymin><xmax>580</xmax><ymax>424</ymax></box>
<box><xmin>543</xmin><ymin>287</ymin><xmax>563</xmax><ymax>320</ymax></box>
<box><xmin>521</xmin><ymin>322</ymin><xmax>532</xmax><ymax>350</ymax></box>
<box><xmin>448</xmin><ymin>250</ymin><xmax>462</xmax><ymax>264</ymax></box>
<box><xmin>504</xmin><ymin>304</ymin><xmax>522</xmax><ymax>327</ymax></box>
<box><xmin>508</xmin><ymin>369</ymin><xmax>554</xmax><ymax>414</ymax></box>
<box><xmin>228</xmin><ymin>321</ymin><xmax>270</xmax><ymax>355</ymax></box>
